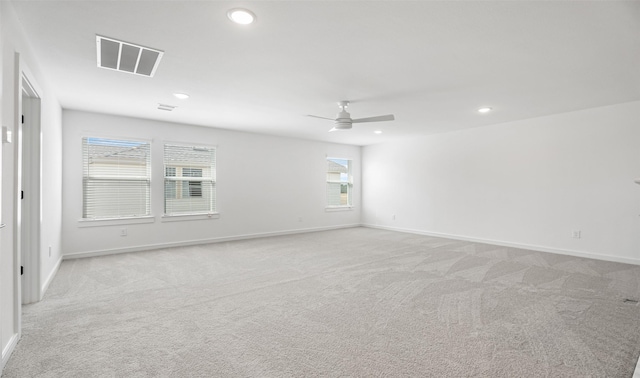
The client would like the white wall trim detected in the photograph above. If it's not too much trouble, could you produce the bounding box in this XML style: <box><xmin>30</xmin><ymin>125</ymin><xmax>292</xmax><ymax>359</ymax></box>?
<box><xmin>77</xmin><ymin>216</ymin><xmax>155</xmax><ymax>228</ymax></box>
<box><xmin>40</xmin><ymin>255</ymin><xmax>62</xmax><ymax>300</ymax></box>
<box><xmin>1</xmin><ymin>333</ymin><xmax>19</xmax><ymax>372</ymax></box>
<box><xmin>633</xmin><ymin>356</ymin><xmax>640</xmax><ymax>378</ymax></box>
<box><xmin>160</xmin><ymin>213</ymin><xmax>220</xmax><ymax>222</ymax></box>
<box><xmin>363</xmin><ymin>224</ymin><xmax>640</xmax><ymax>266</ymax></box>
<box><xmin>63</xmin><ymin>223</ymin><xmax>362</xmax><ymax>260</ymax></box>
<box><xmin>325</xmin><ymin>206</ymin><xmax>354</xmax><ymax>212</ymax></box>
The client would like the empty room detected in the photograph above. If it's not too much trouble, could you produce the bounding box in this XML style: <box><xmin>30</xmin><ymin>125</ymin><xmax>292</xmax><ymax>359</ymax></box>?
<box><xmin>1</xmin><ymin>1</ymin><xmax>639</xmax><ymax>376</ymax></box>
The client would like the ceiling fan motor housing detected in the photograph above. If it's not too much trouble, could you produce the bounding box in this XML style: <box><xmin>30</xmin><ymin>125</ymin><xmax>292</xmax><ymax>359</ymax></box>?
<box><xmin>335</xmin><ymin>110</ymin><xmax>352</xmax><ymax>129</ymax></box>
<box><xmin>334</xmin><ymin>121</ymin><xmax>352</xmax><ymax>130</ymax></box>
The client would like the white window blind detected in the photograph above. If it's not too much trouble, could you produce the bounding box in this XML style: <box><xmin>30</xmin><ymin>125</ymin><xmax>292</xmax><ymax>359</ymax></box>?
<box><xmin>82</xmin><ymin>137</ymin><xmax>151</xmax><ymax>219</ymax></box>
<box><xmin>164</xmin><ymin>144</ymin><xmax>216</xmax><ymax>215</ymax></box>
<box><xmin>326</xmin><ymin>158</ymin><xmax>352</xmax><ymax>207</ymax></box>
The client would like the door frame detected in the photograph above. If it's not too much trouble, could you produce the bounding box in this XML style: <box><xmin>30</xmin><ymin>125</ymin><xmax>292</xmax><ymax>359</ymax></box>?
<box><xmin>14</xmin><ymin>54</ymin><xmax>42</xmax><ymax>311</ymax></box>
<box><xmin>20</xmin><ymin>71</ymin><xmax>41</xmax><ymax>304</ymax></box>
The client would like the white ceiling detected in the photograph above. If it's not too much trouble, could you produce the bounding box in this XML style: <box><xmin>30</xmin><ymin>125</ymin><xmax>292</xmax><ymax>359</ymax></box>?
<box><xmin>9</xmin><ymin>1</ymin><xmax>640</xmax><ymax>146</ymax></box>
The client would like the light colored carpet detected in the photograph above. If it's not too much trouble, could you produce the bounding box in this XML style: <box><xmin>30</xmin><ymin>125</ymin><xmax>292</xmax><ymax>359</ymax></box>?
<box><xmin>4</xmin><ymin>227</ymin><xmax>640</xmax><ymax>377</ymax></box>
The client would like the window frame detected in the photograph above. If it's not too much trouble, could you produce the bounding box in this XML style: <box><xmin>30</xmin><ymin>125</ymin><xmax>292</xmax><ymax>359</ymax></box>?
<box><xmin>325</xmin><ymin>156</ymin><xmax>353</xmax><ymax>210</ymax></box>
<box><xmin>80</xmin><ymin>136</ymin><xmax>153</xmax><ymax>223</ymax></box>
<box><xmin>162</xmin><ymin>143</ymin><xmax>217</xmax><ymax>219</ymax></box>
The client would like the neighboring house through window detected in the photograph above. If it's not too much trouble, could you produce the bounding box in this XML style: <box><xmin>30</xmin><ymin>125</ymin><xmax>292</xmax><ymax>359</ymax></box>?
<box><xmin>182</xmin><ymin>168</ymin><xmax>203</xmax><ymax>198</ymax></box>
<box><xmin>165</xmin><ymin>167</ymin><xmax>177</xmax><ymax>199</ymax></box>
<box><xmin>326</xmin><ymin>157</ymin><xmax>352</xmax><ymax>207</ymax></box>
<box><xmin>164</xmin><ymin>144</ymin><xmax>216</xmax><ymax>215</ymax></box>
<box><xmin>82</xmin><ymin>137</ymin><xmax>151</xmax><ymax>219</ymax></box>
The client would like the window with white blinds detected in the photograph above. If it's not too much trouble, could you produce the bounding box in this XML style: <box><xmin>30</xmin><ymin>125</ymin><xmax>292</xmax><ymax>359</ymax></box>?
<box><xmin>82</xmin><ymin>137</ymin><xmax>151</xmax><ymax>219</ymax></box>
<box><xmin>326</xmin><ymin>158</ymin><xmax>352</xmax><ymax>207</ymax></box>
<box><xmin>164</xmin><ymin>144</ymin><xmax>216</xmax><ymax>215</ymax></box>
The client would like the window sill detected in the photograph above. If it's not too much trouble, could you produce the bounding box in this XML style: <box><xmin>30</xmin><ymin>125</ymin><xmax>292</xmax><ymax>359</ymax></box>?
<box><xmin>161</xmin><ymin>213</ymin><xmax>220</xmax><ymax>222</ymax></box>
<box><xmin>325</xmin><ymin>206</ymin><xmax>354</xmax><ymax>212</ymax></box>
<box><xmin>78</xmin><ymin>216</ymin><xmax>155</xmax><ymax>228</ymax></box>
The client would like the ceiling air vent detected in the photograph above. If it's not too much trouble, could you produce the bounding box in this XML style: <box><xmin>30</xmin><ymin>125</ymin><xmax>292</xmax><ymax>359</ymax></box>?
<box><xmin>158</xmin><ymin>104</ymin><xmax>176</xmax><ymax>111</ymax></box>
<box><xmin>96</xmin><ymin>35</ymin><xmax>164</xmax><ymax>77</ymax></box>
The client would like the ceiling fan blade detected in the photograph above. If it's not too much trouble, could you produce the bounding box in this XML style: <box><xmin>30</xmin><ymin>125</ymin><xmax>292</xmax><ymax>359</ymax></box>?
<box><xmin>307</xmin><ymin>114</ymin><xmax>335</xmax><ymax>121</ymax></box>
<box><xmin>351</xmin><ymin>114</ymin><xmax>395</xmax><ymax>123</ymax></box>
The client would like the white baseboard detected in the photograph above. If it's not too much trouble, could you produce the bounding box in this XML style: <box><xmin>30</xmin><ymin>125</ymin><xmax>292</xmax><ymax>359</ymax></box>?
<box><xmin>363</xmin><ymin>224</ymin><xmax>640</xmax><ymax>266</ymax></box>
<box><xmin>63</xmin><ymin>224</ymin><xmax>362</xmax><ymax>260</ymax></box>
<box><xmin>1</xmin><ymin>332</ymin><xmax>18</xmax><ymax>372</ymax></box>
<box><xmin>40</xmin><ymin>256</ymin><xmax>62</xmax><ymax>299</ymax></box>
<box><xmin>63</xmin><ymin>222</ymin><xmax>639</xmax><ymax>266</ymax></box>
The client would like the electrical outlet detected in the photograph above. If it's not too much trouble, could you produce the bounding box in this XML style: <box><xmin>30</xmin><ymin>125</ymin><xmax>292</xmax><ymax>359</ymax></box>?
<box><xmin>572</xmin><ymin>230</ymin><xmax>581</xmax><ymax>239</ymax></box>
<box><xmin>120</xmin><ymin>228</ymin><xmax>127</xmax><ymax>237</ymax></box>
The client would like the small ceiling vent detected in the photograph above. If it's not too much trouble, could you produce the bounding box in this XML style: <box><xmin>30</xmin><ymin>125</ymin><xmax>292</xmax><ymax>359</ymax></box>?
<box><xmin>96</xmin><ymin>35</ymin><xmax>163</xmax><ymax>77</ymax></box>
<box><xmin>158</xmin><ymin>104</ymin><xmax>176</xmax><ymax>111</ymax></box>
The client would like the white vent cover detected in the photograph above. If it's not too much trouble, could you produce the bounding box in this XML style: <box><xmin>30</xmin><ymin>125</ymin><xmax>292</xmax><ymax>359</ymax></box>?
<box><xmin>96</xmin><ymin>35</ymin><xmax>163</xmax><ymax>77</ymax></box>
<box><xmin>158</xmin><ymin>104</ymin><xmax>176</xmax><ymax>111</ymax></box>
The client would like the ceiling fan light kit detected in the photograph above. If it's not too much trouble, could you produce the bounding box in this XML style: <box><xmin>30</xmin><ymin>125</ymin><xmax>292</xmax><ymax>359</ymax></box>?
<box><xmin>308</xmin><ymin>100</ymin><xmax>395</xmax><ymax>132</ymax></box>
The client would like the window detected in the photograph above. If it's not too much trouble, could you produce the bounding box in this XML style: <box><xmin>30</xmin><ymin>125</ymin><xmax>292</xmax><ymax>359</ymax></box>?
<box><xmin>326</xmin><ymin>158</ymin><xmax>352</xmax><ymax>207</ymax></box>
<box><xmin>164</xmin><ymin>144</ymin><xmax>216</xmax><ymax>215</ymax></box>
<box><xmin>82</xmin><ymin>137</ymin><xmax>151</xmax><ymax>219</ymax></box>
<box><xmin>182</xmin><ymin>168</ymin><xmax>201</xmax><ymax>177</ymax></box>
<box><xmin>182</xmin><ymin>168</ymin><xmax>203</xmax><ymax>198</ymax></box>
<box><xmin>165</xmin><ymin>167</ymin><xmax>177</xmax><ymax>199</ymax></box>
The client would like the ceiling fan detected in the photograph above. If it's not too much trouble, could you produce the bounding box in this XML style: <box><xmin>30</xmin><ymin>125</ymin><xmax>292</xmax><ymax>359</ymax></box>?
<box><xmin>307</xmin><ymin>101</ymin><xmax>395</xmax><ymax>132</ymax></box>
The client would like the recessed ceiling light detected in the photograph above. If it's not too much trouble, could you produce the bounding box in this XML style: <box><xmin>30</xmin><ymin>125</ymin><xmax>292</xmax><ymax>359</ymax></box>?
<box><xmin>173</xmin><ymin>93</ymin><xmax>189</xmax><ymax>100</ymax></box>
<box><xmin>374</xmin><ymin>130</ymin><xmax>383</xmax><ymax>134</ymax></box>
<box><xmin>228</xmin><ymin>8</ymin><xmax>256</xmax><ymax>25</ymax></box>
<box><xmin>478</xmin><ymin>107</ymin><xmax>492</xmax><ymax>113</ymax></box>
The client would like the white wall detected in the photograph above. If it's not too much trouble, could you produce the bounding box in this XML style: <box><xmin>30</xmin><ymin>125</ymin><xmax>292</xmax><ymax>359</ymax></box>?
<box><xmin>61</xmin><ymin>110</ymin><xmax>361</xmax><ymax>257</ymax></box>
<box><xmin>0</xmin><ymin>2</ymin><xmax>9</xmax><ymax>368</ymax></box>
<box><xmin>1</xmin><ymin>0</ymin><xmax>63</xmax><ymax>370</ymax></box>
<box><xmin>39</xmin><ymin>91</ymin><xmax>63</xmax><ymax>292</ymax></box>
<box><xmin>363</xmin><ymin>101</ymin><xmax>640</xmax><ymax>263</ymax></box>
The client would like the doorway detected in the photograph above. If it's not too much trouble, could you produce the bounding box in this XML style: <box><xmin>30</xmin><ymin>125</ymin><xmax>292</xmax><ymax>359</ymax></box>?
<box><xmin>19</xmin><ymin>69</ymin><xmax>42</xmax><ymax>305</ymax></box>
